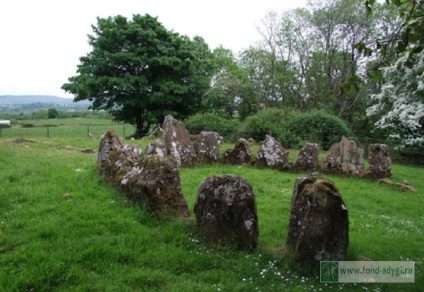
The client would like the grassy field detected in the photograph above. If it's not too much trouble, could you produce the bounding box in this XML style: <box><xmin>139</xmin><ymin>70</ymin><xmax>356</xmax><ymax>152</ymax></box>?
<box><xmin>0</xmin><ymin>119</ymin><xmax>423</xmax><ymax>291</ymax></box>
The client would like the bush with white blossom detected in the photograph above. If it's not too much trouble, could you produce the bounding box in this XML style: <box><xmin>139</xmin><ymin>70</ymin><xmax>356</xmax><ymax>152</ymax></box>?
<box><xmin>367</xmin><ymin>50</ymin><xmax>424</xmax><ymax>148</ymax></box>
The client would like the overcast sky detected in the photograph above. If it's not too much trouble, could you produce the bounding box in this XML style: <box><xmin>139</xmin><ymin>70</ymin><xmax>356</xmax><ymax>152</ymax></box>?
<box><xmin>0</xmin><ymin>0</ymin><xmax>307</xmax><ymax>98</ymax></box>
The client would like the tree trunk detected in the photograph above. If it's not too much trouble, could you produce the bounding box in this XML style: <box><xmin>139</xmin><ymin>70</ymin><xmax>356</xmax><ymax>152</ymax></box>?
<box><xmin>133</xmin><ymin>113</ymin><xmax>150</xmax><ymax>139</ymax></box>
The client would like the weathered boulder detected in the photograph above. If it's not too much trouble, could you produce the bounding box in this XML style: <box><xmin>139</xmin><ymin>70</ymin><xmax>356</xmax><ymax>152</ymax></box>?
<box><xmin>145</xmin><ymin>139</ymin><xmax>166</xmax><ymax>158</ymax></box>
<box><xmin>97</xmin><ymin>128</ymin><xmax>189</xmax><ymax>217</ymax></box>
<box><xmin>221</xmin><ymin>138</ymin><xmax>251</xmax><ymax>165</ymax></box>
<box><xmin>79</xmin><ymin>148</ymin><xmax>95</xmax><ymax>154</ymax></box>
<box><xmin>294</xmin><ymin>143</ymin><xmax>320</xmax><ymax>172</ymax></box>
<box><xmin>162</xmin><ymin>115</ymin><xmax>196</xmax><ymax>167</ymax></box>
<box><xmin>121</xmin><ymin>155</ymin><xmax>190</xmax><ymax>217</ymax></box>
<box><xmin>287</xmin><ymin>174</ymin><xmax>349</xmax><ymax>265</ymax></box>
<box><xmin>196</xmin><ymin>131</ymin><xmax>221</xmax><ymax>163</ymax></box>
<box><xmin>97</xmin><ymin>129</ymin><xmax>142</xmax><ymax>186</ymax></box>
<box><xmin>122</xmin><ymin>144</ymin><xmax>143</xmax><ymax>159</ymax></box>
<box><xmin>322</xmin><ymin>136</ymin><xmax>364</xmax><ymax>176</ymax></box>
<box><xmin>378</xmin><ymin>178</ymin><xmax>416</xmax><ymax>192</ymax></box>
<box><xmin>97</xmin><ymin>128</ymin><xmax>123</xmax><ymax>165</ymax></box>
<box><xmin>194</xmin><ymin>175</ymin><xmax>259</xmax><ymax>251</ymax></box>
<box><xmin>363</xmin><ymin>144</ymin><xmax>392</xmax><ymax>179</ymax></box>
<box><xmin>254</xmin><ymin>135</ymin><xmax>289</xmax><ymax>170</ymax></box>
<box><xmin>99</xmin><ymin>144</ymin><xmax>142</xmax><ymax>186</ymax></box>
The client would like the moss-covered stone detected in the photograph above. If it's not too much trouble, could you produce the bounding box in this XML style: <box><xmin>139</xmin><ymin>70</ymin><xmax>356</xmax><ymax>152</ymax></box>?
<box><xmin>194</xmin><ymin>175</ymin><xmax>259</xmax><ymax>251</ymax></box>
<box><xmin>287</xmin><ymin>174</ymin><xmax>349</xmax><ymax>266</ymax></box>
<box><xmin>97</xmin><ymin>128</ymin><xmax>189</xmax><ymax>218</ymax></box>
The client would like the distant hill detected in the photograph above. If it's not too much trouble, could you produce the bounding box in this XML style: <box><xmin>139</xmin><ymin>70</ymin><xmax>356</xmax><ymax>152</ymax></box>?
<box><xmin>0</xmin><ymin>95</ymin><xmax>87</xmax><ymax>105</ymax></box>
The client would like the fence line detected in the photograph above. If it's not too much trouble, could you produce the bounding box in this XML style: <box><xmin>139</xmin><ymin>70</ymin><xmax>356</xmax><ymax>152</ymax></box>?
<box><xmin>0</xmin><ymin>124</ymin><xmax>135</xmax><ymax>140</ymax></box>
<box><xmin>0</xmin><ymin>124</ymin><xmax>419</xmax><ymax>150</ymax></box>
<box><xmin>1</xmin><ymin>124</ymin><xmax>422</xmax><ymax>165</ymax></box>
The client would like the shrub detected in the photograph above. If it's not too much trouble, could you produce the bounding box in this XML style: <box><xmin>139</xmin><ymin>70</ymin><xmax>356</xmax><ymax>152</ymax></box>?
<box><xmin>241</xmin><ymin>108</ymin><xmax>299</xmax><ymax>143</ymax></box>
<box><xmin>282</xmin><ymin>110</ymin><xmax>354</xmax><ymax>150</ymax></box>
<box><xmin>47</xmin><ymin>108</ymin><xmax>59</xmax><ymax>119</ymax></box>
<box><xmin>184</xmin><ymin>113</ymin><xmax>241</xmax><ymax>142</ymax></box>
<box><xmin>20</xmin><ymin>123</ymin><xmax>35</xmax><ymax>128</ymax></box>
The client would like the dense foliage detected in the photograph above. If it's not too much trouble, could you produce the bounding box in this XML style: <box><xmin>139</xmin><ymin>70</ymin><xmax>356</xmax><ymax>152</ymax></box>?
<box><xmin>282</xmin><ymin>110</ymin><xmax>354</xmax><ymax>150</ymax></box>
<box><xmin>57</xmin><ymin>0</ymin><xmax>424</xmax><ymax>150</ymax></box>
<box><xmin>240</xmin><ymin>108</ymin><xmax>296</xmax><ymax>143</ymax></box>
<box><xmin>365</xmin><ymin>0</ymin><xmax>424</xmax><ymax>148</ymax></box>
<box><xmin>47</xmin><ymin>108</ymin><xmax>59</xmax><ymax>119</ymax></box>
<box><xmin>62</xmin><ymin>14</ymin><xmax>214</xmax><ymax>137</ymax></box>
<box><xmin>186</xmin><ymin>109</ymin><xmax>353</xmax><ymax>149</ymax></box>
<box><xmin>184</xmin><ymin>113</ymin><xmax>241</xmax><ymax>141</ymax></box>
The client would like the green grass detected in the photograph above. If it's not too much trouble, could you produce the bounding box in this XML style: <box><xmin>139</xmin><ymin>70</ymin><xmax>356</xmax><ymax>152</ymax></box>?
<box><xmin>0</xmin><ymin>126</ymin><xmax>423</xmax><ymax>291</ymax></box>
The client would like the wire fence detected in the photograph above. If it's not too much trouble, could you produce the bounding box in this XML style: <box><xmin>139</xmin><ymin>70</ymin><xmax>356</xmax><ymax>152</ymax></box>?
<box><xmin>1</xmin><ymin>124</ymin><xmax>423</xmax><ymax>165</ymax></box>
<box><xmin>0</xmin><ymin>124</ymin><xmax>135</xmax><ymax>140</ymax></box>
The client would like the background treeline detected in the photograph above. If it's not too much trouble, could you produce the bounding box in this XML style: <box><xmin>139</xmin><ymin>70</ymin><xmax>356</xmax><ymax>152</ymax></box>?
<box><xmin>190</xmin><ymin>0</ymin><xmax>422</xmax><ymax>151</ymax></box>
<box><xmin>2</xmin><ymin>0</ymin><xmax>422</xmax><ymax>163</ymax></box>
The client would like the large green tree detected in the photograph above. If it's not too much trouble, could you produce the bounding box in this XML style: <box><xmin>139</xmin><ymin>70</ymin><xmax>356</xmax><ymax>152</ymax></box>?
<box><xmin>202</xmin><ymin>46</ymin><xmax>258</xmax><ymax>119</ymax></box>
<box><xmin>62</xmin><ymin>14</ymin><xmax>213</xmax><ymax>137</ymax></box>
<box><xmin>247</xmin><ymin>0</ymin><xmax>386</xmax><ymax>129</ymax></box>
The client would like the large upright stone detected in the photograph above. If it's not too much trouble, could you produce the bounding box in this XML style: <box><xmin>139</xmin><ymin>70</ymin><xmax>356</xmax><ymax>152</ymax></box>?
<box><xmin>97</xmin><ymin>128</ymin><xmax>141</xmax><ymax>186</ymax></box>
<box><xmin>97</xmin><ymin>128</ymin><xmax>189</xmax><ymax>217</ymax></box>
<box><xmin>363</xmin><ymin>144</ymin><xmax>392</xmax><ymax>179</ymax></box>
<box><xmin>294</xmin><ymin>143</ymin><xmax>320</xmax><ymax>172</ymax></box>
<box><xmin>287</xmin><ymin>174</ymin><xmax>349</xmax><ymax>265</ymax></box>
<box><xmin>145</xmin><ymin>139</ymin><xmax>166</xmax><ymax>158</ymax></box>
<box><xmin>194</xmin><ymin>175</ymin><xmax>259</xmax><ymax>251</ymax></box>
<box><xmin>255</xmin><ymin>135</ymin><xmax>289</xmax><ymax>170</ymax></box>
<box><xmin>196</xmin><ymin>131</ymin><xmax>221</xmax><ymax>163</ymax></box>
<box><xmin>162</xmin><ymin>115</ymin><xmax>196</xmax><ymax>167</ymax></box>
<box><xmin>322</xmin><ymin>136</ymin><xmax>364</xmax><ymax>176</ymax></box>
<box><xmin>221</xmin><ymin>138</ymin><xmax>251</xmax><ymax>165</ymax></box>
<box><xmin>121</xmin><ymin>155</ymin><xmax>190</xmax><ymax>217</ymax></box>
<box><xmin>97</xmin><ymin>128</ymin><xmax>123</xmax><ymax>165</ymax></box>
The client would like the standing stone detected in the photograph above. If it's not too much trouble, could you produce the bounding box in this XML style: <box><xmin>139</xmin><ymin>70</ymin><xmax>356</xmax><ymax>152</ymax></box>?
<box><xmin>363</xmin><ymin>144</ymin><xmax>392</xmax><ymax>179</ymax></box>
<box><xmin>97</xmin><ymin>128</ymin><xmax>123</xmax><ymax>165</ymax></box>
<box><xmin>194</xmin><ymin>174</ymin><xmax>259</xmax><ymax>250</ymax></box>
<box><xmin>122</xmin><ymin>144</ymin><xmax>142</xmax><ymax>159</ymax></box>
<box><xmin>196</xmin><ymin>131</ymin><xmax>221</xmax><ymax>163</ymax></box>
<box><xmin>121</xmin><ymin>155</ymin><xmax>190</xmax><ymax>217</ymax></box>
<box><xmin>287</xmin><ymin>174</ymin><xmax>349</xmax><ymax>265</ymax></box>
<box><xmin>145</xmin><ymin>139</ymin><xmax>166</xmax><ymax>158</ymax></box>
<box><xmin>221</xmin><ymin>138</ymin><xmax>251</xmax><ymax>165</ymax></box>
<box><xmin>97</xmin><ymin>128</ymin><xmax>189</xmax><ymax>217</ymax></box>
<box><xmin>162</xmin><ymin>115</ymin><xmax>196</xmax><ymax>167</ymax></box>
<box><xmin>97</xmin><ymin>129</ymin><xmax>141</xmax><ymax>186</ymax></box>
<box><xmin>254</xmin><ymin>135</ymin><xmax>289</xmax><ymax>170</ymax></box>
<box><xmin>322</xmin><ymin>136</ymin><xmax>364</xmax><ymax>176</ymax></box>
<box><xmin>194</xmin><ymin>175</ymin><xmax>259</xmax><ymax>251</ymax></box>
<box><xmin>294</xmin><ymin>143</ymin><xmax>320</xmax><ymax>172</ymax></box>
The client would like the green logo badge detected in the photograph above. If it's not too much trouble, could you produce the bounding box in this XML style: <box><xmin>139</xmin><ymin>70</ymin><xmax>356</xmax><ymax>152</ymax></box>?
<box><xmin>320</xmin><ymin>261</ymin><xmax>339</xmax><ymax>283</ymax></box>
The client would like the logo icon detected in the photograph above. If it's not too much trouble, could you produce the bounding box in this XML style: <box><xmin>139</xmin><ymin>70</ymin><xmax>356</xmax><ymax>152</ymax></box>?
<box><xmin>321</xmin><ymin>261</ymin><xmax>339</xmax><ymax>283</ymax></box>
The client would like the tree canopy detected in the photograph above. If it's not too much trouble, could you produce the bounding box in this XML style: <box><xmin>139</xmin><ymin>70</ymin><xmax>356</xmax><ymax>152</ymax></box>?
<box><xmin>62</xmin><ymin>14</ymin><xmax>214</xmax><ymax>137</ymax></box>
<box><xmin>364</xmin><ymin>0</ymin><xmax>424</xmax><ymax>148</ymax></box>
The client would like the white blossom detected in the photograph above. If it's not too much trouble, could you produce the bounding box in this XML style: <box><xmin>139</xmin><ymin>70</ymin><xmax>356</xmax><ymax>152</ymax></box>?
<box><xmin>367</xmin><ymin>50</ymin><xmax>424</xmax><ymax>148</ymax></box>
